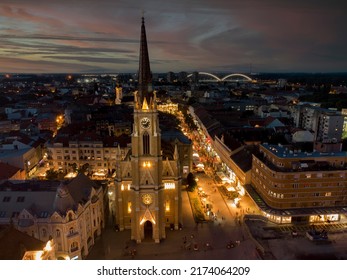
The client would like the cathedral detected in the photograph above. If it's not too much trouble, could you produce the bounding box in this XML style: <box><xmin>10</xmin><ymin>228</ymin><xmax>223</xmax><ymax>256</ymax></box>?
<box><xmin>112</xmin><ymin>18</ymin><xmax>184</xmax><ymax>243</ymax></box>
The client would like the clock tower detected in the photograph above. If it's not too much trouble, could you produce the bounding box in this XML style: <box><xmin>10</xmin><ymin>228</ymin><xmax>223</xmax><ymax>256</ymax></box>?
<box><xmin>130</xmin><ymin>17</ymin><xmax>165</xmax><ymax>243</ymax></box>
<box><xmin>113</xmin><ymin>17</ymin><xmax>182</xmax><ymax>244</ymax></box>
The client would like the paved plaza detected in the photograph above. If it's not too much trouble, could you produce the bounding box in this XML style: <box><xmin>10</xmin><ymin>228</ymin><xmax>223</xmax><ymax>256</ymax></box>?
<box><xmin>87</xmin><ymin>189</ymin><xmax>260</xmax><ymax>260</ymax></box>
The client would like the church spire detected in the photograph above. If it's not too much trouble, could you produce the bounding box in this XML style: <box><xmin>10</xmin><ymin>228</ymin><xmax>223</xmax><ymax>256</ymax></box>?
<box><xmin>138</xmin><ymin>16</ymin><xmax>153</xmax><ymax>106</ymax></box>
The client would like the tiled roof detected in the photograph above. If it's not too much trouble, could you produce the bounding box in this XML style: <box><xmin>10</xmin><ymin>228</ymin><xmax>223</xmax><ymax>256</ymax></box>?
<box><xmin>0</xmin><ymin>162</ymin><xmax>21</xmax><ymax>180</ymax></box>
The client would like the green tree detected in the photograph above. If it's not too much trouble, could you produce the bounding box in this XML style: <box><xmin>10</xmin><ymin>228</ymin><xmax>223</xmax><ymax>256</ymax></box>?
<box><xmin>79</xmin><ymin>163</ymin><xmax>90</xmax><ymax>174</ymax></box>
<box><xmin>186</xmin><ymin>172</ymin><xmax>197</xmax><ymax>192</ymax></box>
<box><xmin>45</xmin><ymin>169</ymin><xmax>59</xmax><ymax>180</ymax></box>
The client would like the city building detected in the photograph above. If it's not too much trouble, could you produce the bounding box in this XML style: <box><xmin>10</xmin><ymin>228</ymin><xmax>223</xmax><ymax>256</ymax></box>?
<box><xmin>0</xmin><ymin>162</ymin><xmax>26</xmax><ymax>183</ymax></box>
<box><xmin>0</xmin><ymin>173</ymin><xmax>105</xmax><ymax>260</ymax></box>
<box><xmin>0</xmin><ymin>141</ymin><xmax>42</xmax><ymax>178</ymax></box>
<box><xmin>47</xmin><ymin>129</ymin><xmax>131</xmax><ymax>178</ymax></box>
<box><xmin>292</xmin><ymin>105</ymin><xmax>344</xmax><ymax>142</ymax></box>
<box><xmin>249</xmin><ymin>143</ymin><xmax>347</xmax><ymax>223</ymax></box>
<box><xmin>112</xmin><ymin>18</ymin><xmax>183</xmax><ymax>243</ymax></box>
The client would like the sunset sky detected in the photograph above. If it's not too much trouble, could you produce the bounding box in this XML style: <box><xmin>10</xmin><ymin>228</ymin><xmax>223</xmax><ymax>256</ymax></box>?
<box><xmin>0</xmin><ymin>0</ymin><xmax>346</xmax><ymax>74</ymax></box>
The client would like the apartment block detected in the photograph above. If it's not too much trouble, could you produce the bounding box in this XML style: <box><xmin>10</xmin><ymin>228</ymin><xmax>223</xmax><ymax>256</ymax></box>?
<box><xmin>251</xmin><ymin>143</ymin><xmax>347</xmax><ymax>223</ymax></box>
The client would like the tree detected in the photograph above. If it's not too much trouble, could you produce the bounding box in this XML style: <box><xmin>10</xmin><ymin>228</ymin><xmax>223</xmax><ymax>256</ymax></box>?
<box><xmin>45</xmin><ymin>169</ymin><xmax>59</xmax><ymax>180</ymax></box>
<box><xmin>79</xmin><ymin>163</ymin><xmax>89</xmax><ymax>174</ymax></box>
<box><xmin>186</xmin><ymin>172</ymin><xmax>197</xmax><ymax>192</ymax></box>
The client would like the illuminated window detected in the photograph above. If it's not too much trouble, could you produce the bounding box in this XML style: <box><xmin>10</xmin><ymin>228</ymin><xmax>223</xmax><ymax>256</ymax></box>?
<box><xmin>121</xmin><ymin>184</ymin><xmax>124</xmax><ymax>191</ymax></box>
<box><xmin>165</xmin><ymin>201</ymin><xmax>170</xmax><ymax>212</ymax></box>
<box><xmin>143</xmin><ymin>161</ymin><xmax>151</xmax><ymax>167</ymax></box>
<box><xmin>164</xmin><ymin>182</ymin><xmax>175</xmax><ymax>189</ymax></box>
<box><xmin>127</xmin><ymin>202</ymin><xmax>132</xmax><ymax>213</ymax></box>
<box><xmin>127</xmin><ymin>184</ymin><xmax>131</xmax><ymax>191</ymax></box>
<box><xmin>325</xmin><ymin>192</ymin><xmax>331</xmax><ymax>197</ymax></box>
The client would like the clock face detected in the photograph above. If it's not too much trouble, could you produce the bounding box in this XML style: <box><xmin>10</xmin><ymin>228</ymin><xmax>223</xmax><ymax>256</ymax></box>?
<box><xmin>140</xmin><ymin>117</ymin><xmax>151</xmax><ymax>129</ymax></box>
<box><xmin>142</xmin><ymin>193</ymin><xmax>153</xmax><ymax>205</ymax></box>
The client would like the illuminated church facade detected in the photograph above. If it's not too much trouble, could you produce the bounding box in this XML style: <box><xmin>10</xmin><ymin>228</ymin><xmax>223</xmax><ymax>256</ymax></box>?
<box><xmin>111</xmin><ymin>18</ymin><xmax>183</xmax><ymax>243</ymax></box>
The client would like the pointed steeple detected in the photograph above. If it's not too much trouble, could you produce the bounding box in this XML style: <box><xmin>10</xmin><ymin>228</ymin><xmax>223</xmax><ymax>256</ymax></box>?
<box><xmin>138</xmin><ymin>17</ymin><xmax>153</xmax><ymax>106</ymax></box>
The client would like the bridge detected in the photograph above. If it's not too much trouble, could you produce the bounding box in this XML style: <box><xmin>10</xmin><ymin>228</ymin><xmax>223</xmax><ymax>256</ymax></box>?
<box><xmin>186</xmin><ymin>72</ymin><xmax>255</xmax><ymax>83</ymax></box>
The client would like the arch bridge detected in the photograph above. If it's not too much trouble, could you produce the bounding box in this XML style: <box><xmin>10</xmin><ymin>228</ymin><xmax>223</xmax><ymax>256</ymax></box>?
<box><xmin>186</xmin><ymin>72</ymin><xmax>254</xmax><ymax>82</ymax></box>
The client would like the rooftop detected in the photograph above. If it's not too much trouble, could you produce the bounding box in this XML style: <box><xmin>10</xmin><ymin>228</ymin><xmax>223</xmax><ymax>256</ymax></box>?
<box><xmin>262</xmin><ymin>143</ymin><xmax>347</xmax><ymax>159</ymax></box>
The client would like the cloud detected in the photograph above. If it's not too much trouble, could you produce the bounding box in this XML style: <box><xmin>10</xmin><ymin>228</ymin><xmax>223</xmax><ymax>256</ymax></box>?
<box><xmin>1</xmin><ymin>0</ymin><xmax>346</xmax><ymax>73</ymax></box>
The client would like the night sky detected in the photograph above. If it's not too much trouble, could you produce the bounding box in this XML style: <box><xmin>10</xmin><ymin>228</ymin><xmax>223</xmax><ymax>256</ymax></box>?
<box><xmin>1</xmin><ymin>0</ymin><xmax>346</xmax><ymax>74</ymax></box>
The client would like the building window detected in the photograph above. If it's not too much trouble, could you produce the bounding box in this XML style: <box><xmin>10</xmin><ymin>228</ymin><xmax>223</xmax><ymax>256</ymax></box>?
<box><xmin>16</xmin><ymin>196</ymin><xmax>25</xmax><ymax>202</ymax></box>
<box><xmin>325</xmin><ymin>192</ymin><xmax>332</xmax><ymax>197</ymax></box>
<box><xmin>143</xmin><ymin>132</ymin><xmax>150</xmax><ymax>155</ymax></box>
<box><xmin>56</xmin><ymin>229</ymin><xmax>61</xmax><ymax>238</ymax></box>
<box><xmin>42</xmin><ymin>228</ymin><xmax>47</xmax><ymax>238</ymax></box>
<box><xmin>69</xmin><ymin>227</ymin><xmax>74</xmax><ymax>234</ymax></box>
<box><xmin>3</xmin><ymin>196</ymin><xmax>11</xmax><ymax>202</ymax></box>
<box><xmin>164</xmin><ymin>182</ymin><xmax>175</xmax><ymax>189</ymax></box>
<box><xmin>127</xmin><ymin>202</ymin><xmax>132</xmax><ymax>214</ymax></box>
<box><xmin>11</xmin><ymin>212</ymin><xmax>19</xmax><ymax>218</ymax></box>
<box><xmin>71</xmin><ymin>242</ymin><xmax>79</xmax><ymax>252</ymax></box>
<box><xmin>165</xmin><ymin>201</ymin><xmax>170</xmax><ymax>212</ymax></box>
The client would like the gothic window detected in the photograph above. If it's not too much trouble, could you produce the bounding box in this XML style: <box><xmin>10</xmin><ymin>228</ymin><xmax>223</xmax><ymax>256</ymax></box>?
<box><xmin>143</xmin><ymin>132</ymin><xmax>150</xmax><ymax>155</ymax></box>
